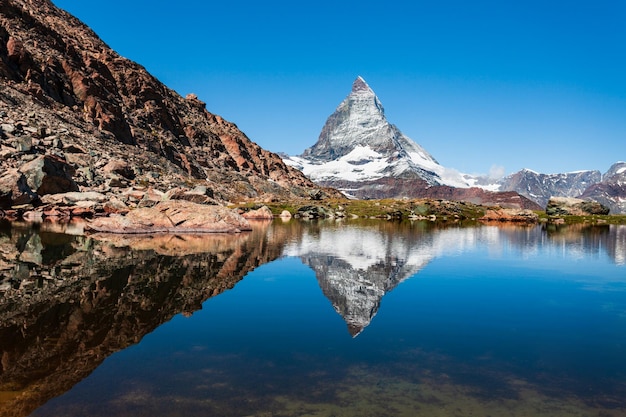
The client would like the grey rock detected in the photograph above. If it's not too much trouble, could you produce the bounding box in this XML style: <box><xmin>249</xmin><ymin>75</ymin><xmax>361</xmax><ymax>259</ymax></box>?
<box><xmin>297</xmin><ymin>205</ymin><xmax>332</xmax><ymax>219</ymax></box>
<box><xmin>546</xmin><ymin>196</ymin><xmax>610</xmax><ymax>216</ymax></box>
<box><xmin>0</xmin><ymin>169</ymin><xmax>39</xmax><ymax>208</ymax></box>
<box><xmin>0</xmin><ymin>124</ymin><xmax>15</xmax><ymax>135</ymax></box>
<box><xmin>15</xmin><ymin>135</ymin><xmax>33</xmax><ymax>152</ymax></box>
<box><xmin>18</xmin><ymin>155</ymin><xmax>79</xmax><ymax>195</ymax></box>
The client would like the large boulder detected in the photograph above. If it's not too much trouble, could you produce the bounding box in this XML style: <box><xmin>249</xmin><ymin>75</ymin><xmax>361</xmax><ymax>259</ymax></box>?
<box><xmin>18</xmin><ymin>155</ymin><xmax>79</xmax><ymax>195</ymax></box>
<box><xmin>241</xmin><ymin>206</ymin><xmax>274</xmax><ymax>220</ymax></box>
<box><xmin>545</xmin><ymin>197</ymin><xmax>610</xmax><ymax>216</ymax></box>
<box><xmin>102</xmin><ymin>159</ymin><xmax>135</xmax><ymax>180</ymax></box>
<box><xmin>0</xmin><ymin>169</ymin><xmax>39</xmax><ymax>208</ymax></box>
<box><xmin>85</xmin><ymin>200</ymin><xmax>251</xmax><ymax>234</ymax></box>
<box><xmin>296</xmin><ymin>205</ymin><xmax>333</xmax><ymax>219</ymax></box>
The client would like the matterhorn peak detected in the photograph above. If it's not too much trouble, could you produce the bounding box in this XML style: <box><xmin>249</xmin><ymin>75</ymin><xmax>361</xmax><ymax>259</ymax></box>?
<box><xmin>352</xmin><ymin>76</ymin><xmax>373</xmax><ymax>93</ymax></box>
<box><xmin>284</xmin><ymin>77</ymin><xmax>473</xmax><ymax>197</ymax></box>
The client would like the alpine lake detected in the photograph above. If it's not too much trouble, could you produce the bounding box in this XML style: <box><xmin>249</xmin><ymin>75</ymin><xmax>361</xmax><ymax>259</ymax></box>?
<box><xmin>1</xmin><ymin>217</ymin><xmax>625</xmax><ymax>417</ymax></box>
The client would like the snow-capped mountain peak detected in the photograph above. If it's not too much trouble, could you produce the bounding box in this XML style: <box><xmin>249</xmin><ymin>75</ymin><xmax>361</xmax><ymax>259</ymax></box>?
<box><xmin>351</xmin><ymin>75</ymin><xmax>375</xmax><ymax>94</ymax></box>
<box><xmin>284</xmin><ymin>76</ymin><xmax>471</xmax><ymax>196</ymax></box>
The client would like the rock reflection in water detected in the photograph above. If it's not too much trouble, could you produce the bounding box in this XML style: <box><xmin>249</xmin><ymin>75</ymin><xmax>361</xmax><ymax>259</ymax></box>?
<box><xmin>0</xmin><ymin>220</ymin><xmax>282</xmax><ymax>417</ymax></box>
<box><xmin>1</xmin><ymin>219</ymin><xmax>625</xmax><ymax>417</ymax></box>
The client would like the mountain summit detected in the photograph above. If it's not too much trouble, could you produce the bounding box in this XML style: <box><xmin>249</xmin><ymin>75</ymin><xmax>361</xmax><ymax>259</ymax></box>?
<box><xmin>301</xmin><ymin>76</ymin><xmax>439</xmax><ymax>171</ymax></box>
<box><xmin>285</xmin><ymin>77</ymin><xmax>476</xmax><ymax>197</ymax></box>
<box><xmin>285</xmin><ymin>77</ymin><xmax>542</xmax><ymax>209</ymax></box>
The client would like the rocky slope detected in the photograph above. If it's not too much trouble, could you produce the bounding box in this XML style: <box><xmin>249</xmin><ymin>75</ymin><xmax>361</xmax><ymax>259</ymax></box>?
<box><xmin>284</xmin><ymin>77</ymin><xmax>541</xmax><ymax>209</ymax></box>
<box><xmin>580</xmin><ymin>162</ymin><xmax>626</xmax><ymax>214</ymax></box>
<box><xmin>0</xmin><ymin>0</ymin><xmax>334</xmax><ymax>215</ymax></box>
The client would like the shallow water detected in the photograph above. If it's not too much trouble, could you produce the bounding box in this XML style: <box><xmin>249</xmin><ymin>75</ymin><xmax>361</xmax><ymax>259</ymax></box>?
<box><xmin>1</xmin><ymin>220</ymin><xmax>625</xmax><ymax>416</ymax></box>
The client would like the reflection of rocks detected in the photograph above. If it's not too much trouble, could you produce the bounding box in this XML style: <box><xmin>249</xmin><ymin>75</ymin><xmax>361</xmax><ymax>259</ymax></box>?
<box><xmin>0</xmin><ymin>221</ymin><xmax>284</xmax><ymax>417</ymax></box>
<box><xmin>1</xmin><ymin>219</ymin><xmax>625</xmax><ymax>416</ymax></box>
<box><xmin>542</xmin><ymin>223</ymin><xmax>626</xmax><ymax>266</ymax></box>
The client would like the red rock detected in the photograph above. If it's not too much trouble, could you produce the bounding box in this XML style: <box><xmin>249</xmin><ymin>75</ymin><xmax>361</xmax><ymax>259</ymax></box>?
<box><xmin>479</xmin><ymin>208</ymin><xmax>539</xmax><ymax>223</ymax></box>
<box><xmin>0</xmin><ymin>0</ymin><xmax>331</xmax><ymax>203</ymax></box>
<box><xmin>241</xmin><ymin>206</ymin><xmax>274</xmax><ymax>219</ymax></box>
<box><xmin>69</xmin><ymin>206</ymin><xmax>95</xmax><ymax>217</ymax></box>
<box><xmin>102</xmin><ymin>159</ymin><xmax>135</xmax><ymax>179</ymax></box>
<box><xmin>85</xmin><ymin>200</ymin><xmax>251</xmax><ymax>234</ymax></box>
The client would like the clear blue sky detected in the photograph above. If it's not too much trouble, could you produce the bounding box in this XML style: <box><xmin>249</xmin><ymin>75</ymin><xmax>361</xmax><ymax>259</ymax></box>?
<box><xmin>52</xmin><ymin>0</ymin><xmax>626</xmax><ymax>176</ymax></box>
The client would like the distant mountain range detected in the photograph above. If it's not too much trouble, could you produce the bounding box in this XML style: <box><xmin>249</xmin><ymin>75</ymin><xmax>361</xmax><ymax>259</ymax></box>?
<box><xmin>284</xmin><ymin>77</ymin><xmax>626</xmax><ymax>213</ymax></box>
<box><xmin>491</xmin><ymin>164</ymin><xmax>626</xmax><ymax>214</ymax></box>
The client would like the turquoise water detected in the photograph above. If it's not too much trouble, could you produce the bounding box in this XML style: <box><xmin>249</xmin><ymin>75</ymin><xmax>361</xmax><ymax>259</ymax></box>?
<box><xmin>2</xmin><ymin>221</ymin><xmax>625</xmax><ymax>416</ymax></box>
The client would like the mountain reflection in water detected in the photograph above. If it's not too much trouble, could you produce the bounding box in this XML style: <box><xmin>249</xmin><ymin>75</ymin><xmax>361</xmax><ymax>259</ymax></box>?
<box><xmin>0</xmin><ymin>219</ymin><xmax>624</xmax><ymax>417</ymax></box>
<box><xmin>286</xmin><ymin>221</ymin><xmax>626</xmax><ymax>335</ymax></box>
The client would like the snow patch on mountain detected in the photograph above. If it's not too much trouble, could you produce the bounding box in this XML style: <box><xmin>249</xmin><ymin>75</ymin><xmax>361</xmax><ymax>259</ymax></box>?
<box><xmin>286</xmin><ymin>144</ymin><xmax>470</xmax><ymax>188</ymax></box>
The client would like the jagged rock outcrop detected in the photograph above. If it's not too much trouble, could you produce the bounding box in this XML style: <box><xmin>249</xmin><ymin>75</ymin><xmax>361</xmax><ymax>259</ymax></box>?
<box><xmin>18</xmin><ymin>154</ymin><xmax>79</xmax><ymax>195</ymax></box>
<box><xmin>0</xmin><ymin>0</ymin><xmax>335</xmax><ymax>213</ymax></box>
<box><xmin>580</xmin><ymin>162</ymin><xmax>626</xmax><ymax>214</ymax></box>
<box><xmin>497</xmin><ymin>168</ymin><xmax>602</xmax><ymax>207</ymax></box>
<box><xmin>0</xmin><ymin>169</ymin><xmax>38</xmax><ymax>206</ymax></box>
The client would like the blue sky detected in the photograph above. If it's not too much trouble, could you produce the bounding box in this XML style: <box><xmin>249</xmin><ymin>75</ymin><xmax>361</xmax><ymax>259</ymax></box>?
<box><xmin>52</xmin><ymin>0</ymin><xmax>626</xmax><ymax>176</ymax></box>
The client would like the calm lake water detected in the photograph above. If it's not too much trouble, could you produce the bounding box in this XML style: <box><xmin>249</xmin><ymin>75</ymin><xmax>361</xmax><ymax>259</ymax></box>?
<box><xmin>1</xmin><ymin>219</ymin><xmax>625</xmax><ymax>417</ymax></box>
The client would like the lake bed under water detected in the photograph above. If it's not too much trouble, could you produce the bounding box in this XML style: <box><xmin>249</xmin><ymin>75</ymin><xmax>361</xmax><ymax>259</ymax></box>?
<box><xmin>1</xmin><ymin>220</ymin><xmax>625</xmax><ymax>416</ymax></box>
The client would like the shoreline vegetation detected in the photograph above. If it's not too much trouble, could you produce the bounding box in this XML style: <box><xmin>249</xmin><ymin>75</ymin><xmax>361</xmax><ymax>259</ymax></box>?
<box><xmin>2</xmin><ymin>197</ymin><xmax>625</xmax><ymax>232</ymax></box>
<box><xmin>238</xmin><ymin>198</ymin><xmax>626</xmax><ymax>225</ymax></box>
